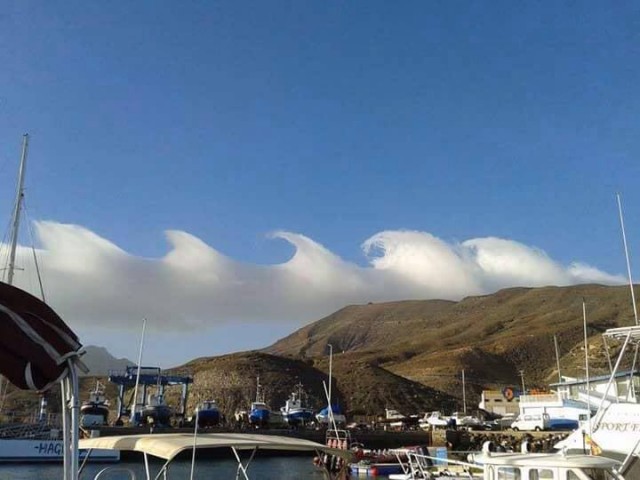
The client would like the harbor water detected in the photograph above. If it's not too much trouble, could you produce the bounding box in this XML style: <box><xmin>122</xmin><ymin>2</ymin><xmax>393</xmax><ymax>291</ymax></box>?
<box><xmin>0</xmin><ymin>456</ymin><xmax>376</xmax><ymax>479</ymax></box>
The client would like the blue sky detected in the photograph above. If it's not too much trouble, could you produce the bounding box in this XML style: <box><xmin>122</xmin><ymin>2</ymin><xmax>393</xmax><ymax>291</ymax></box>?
<box><xmin>1</xmin><ymin>1</ymin><xmax>639</xmax><ymax>367</ymax></box>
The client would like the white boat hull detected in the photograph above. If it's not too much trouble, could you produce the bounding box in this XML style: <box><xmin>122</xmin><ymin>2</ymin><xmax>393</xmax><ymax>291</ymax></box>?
<box><xmin>556</xmin><ymin>402</ymin><xmax>640</xmax><ymax>458</ymax></box>
<box><xmin>0</xmin><ymin>439</ymin><xmax>120</xmax><ymax>462</ymax></box>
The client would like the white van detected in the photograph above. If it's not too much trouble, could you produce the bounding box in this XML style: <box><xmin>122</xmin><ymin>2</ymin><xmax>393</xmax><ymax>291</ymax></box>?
<box><xmin>510</xmin><ymin>413</ymin><xmax>550</xmax><ymax>431</ymax></box>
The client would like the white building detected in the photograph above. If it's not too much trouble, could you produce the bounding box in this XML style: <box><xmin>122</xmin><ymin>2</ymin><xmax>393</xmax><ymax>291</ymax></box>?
<box><xmin>479</xmin><ymin>389</ymin><xmax>520</xmax><ymax>416</ymax></box>
<box><xmin>549</xmin><ymin>369</ymin><xmax>640</xmax><ymax>407</ymax></box>
<box><xmin>518</xmin><ymin>393</ymin><xmax>591</xmax><ymax>423</ymax></box>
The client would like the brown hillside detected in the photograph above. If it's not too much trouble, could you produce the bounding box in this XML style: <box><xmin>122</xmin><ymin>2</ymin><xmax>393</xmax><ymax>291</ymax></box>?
<box><xmin>264</xmin><ymin>284</ymin><xmax>638</xmax><ymax>404</ymax></box>
<box><xmin>170</xmin><ymin>351</ymin><xmax>458</xmax><ymax>419</ymax></box>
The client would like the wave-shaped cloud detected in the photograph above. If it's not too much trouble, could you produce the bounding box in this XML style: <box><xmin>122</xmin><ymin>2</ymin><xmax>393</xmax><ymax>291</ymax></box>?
<box><xmin>5</xmin><ymin>221</ymin><xmax>624</xmax><ymax>332</ymax></box>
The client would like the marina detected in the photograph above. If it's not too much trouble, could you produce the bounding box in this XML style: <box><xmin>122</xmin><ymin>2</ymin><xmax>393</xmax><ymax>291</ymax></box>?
<box><xmin>1</xmin><ymin>8</ymin><xmax>640</xmax><ymax>476</ymax></box>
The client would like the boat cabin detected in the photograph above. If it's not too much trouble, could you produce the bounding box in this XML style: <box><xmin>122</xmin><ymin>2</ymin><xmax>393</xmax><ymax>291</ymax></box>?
<box><xmin>476</xmin><ymin>452</ymin><xmax>624</xmax><ymax>480</ymax></box>
<box><xmin>398</xmin><ymin>445</ymin><xmax>625</xmax><ymax>480</ymax></box>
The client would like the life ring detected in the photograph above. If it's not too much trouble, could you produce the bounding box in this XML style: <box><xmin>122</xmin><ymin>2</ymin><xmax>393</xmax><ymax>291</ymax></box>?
<box><xmin>503</xmin><ymin>387</ymin><xmax>515</xmax><ymax>402</ymax></box>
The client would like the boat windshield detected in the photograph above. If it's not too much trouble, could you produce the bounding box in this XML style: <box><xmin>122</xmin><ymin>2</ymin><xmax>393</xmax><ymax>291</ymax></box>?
<box><xmin>495</xmin><ymin>466</ymin><xmax>521</xmax><ymax>479</ymax></box>
<box><xmin>569</xmin><ymin>469</ymin><xmax>620</xmax><ymax>480</ymax></box>
<box><xmin>492</xmin><ymin>467</ymin><xmax>621</xmax><ymax>480</ymax></box>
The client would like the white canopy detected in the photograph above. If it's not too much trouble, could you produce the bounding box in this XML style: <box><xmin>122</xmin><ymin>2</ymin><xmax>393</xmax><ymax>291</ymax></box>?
<box><xmin>472</xmin><ymin>452</ymin><xmax>621</xmax><ymax>469</ymax></box>
<box><xmin>79</xmin><ymin>433</ymin><xmax>353</xmax><ymax>462</ymax></box>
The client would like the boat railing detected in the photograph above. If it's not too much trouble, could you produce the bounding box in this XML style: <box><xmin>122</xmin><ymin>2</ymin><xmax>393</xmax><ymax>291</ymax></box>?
<box><xmin>0</xmin><ymin>420</ymin><xmax>61</xmax><ymax>439</ymax></box>
<box><xmin>325</xmin><ymin>428</ymin><xmax>351</xmax><ymax>449</ymax></box>
<box><xmin>404</xmin><ymin>452</ymin><xmax>480</xmax><ymax>479</ymax></box>
<box><xmin>92</xmin><ymin>466</ymin><xmax>137</xmax><ymax>479</ymax></box>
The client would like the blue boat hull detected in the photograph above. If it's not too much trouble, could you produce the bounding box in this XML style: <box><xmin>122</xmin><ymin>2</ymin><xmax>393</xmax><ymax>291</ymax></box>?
<box><xmin>249</xmin><ymin>409</ymin><xmax>270</xmax><ymax>426</ymax></box>
<box><xmin>284</xmin><ymin>409</ymin><xmax>313</xmax><ymax>424</ymax></box>
<box><xmin>197</xmin><ymin>409</ymin><xmax>221</xmax><ymax>427</ymax></box>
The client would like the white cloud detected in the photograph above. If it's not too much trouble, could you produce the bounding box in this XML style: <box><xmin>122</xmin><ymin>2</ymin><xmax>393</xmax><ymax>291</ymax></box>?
<box><xmin>5</xmin><ymin>222</ymin><xmax>624</xmax><ymax>334</ymax></box>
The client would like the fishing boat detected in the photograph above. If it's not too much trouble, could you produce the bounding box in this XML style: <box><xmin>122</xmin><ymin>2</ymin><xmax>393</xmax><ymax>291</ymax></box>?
<box><xmin>389</xmin><ymin>442</ymin><xmax>627</xmax><ymax>479</ymax></box>
<box><xmin>193</xmin><ymin>399</ymin><xmax>221</xmax><ymax>427</ymax></box>
<box><xmin>139</xmin><ymin>392</ymin><xmax>173</xmax><ymax>426</ymax></box>
<box><xmin>280</xmin><ymin>383</ymin><xmax>314</xmax><ymax>426</ymax></box>
<box><xmin>80</xmin><ymin>381</ymin><xmax>110</xmax><ymax>428</ymax></box>
<box><xmin>248</xmin><ymin>377</ymin><xmax>270</xmax><ymax>427</ymax></box>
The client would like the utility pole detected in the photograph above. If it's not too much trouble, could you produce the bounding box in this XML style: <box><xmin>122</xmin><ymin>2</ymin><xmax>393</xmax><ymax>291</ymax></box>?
<box><xmin>462</xmin><ymin>370</ymin><xmax>467</xmax><ymax>414</ymax></box>
<box><xmin>519</xmin><ymin>370</ymin><xmax>526</xmax><ymax>395</ymax></box>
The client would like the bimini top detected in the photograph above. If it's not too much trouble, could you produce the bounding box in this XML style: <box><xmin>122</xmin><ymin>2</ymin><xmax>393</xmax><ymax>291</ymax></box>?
<box><xmin>0</xmin><ymin>281</ymin><xmax>83</xmax><ymax>392</ymax></box>
<box><xmin>471</xmin><ymin>452</ymin><xmax>621</xmax><ymax>470</ymax></box>
<box><xmin>79</xmin><ymin>433</ymin><xmax>354</xmax><ymax>462</ymax></box>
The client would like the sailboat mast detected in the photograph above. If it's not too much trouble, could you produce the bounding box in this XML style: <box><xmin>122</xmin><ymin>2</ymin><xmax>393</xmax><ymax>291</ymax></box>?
<box><xmin>131</xmin><ymin>318</ymin><xmax>147</xmax><ymax>423</ymax></box>
<box><xmin>583</xmin><ymin>300</ymin><xmax>592</xmax><ymax>437</ymax></box>
<box><xmin>7</xmin><ymin>134</ymin><xmax>29</xmax><ymax>286</ymax></box>
<box><xmin>554</xmin><ymin>334</ymin><xmax>562</xmax><ymax>383</ymax></box>
<box><xmin>616</xmin><ymin>193</ymin><xmax>639</xmax><ymax>326</ymax></box>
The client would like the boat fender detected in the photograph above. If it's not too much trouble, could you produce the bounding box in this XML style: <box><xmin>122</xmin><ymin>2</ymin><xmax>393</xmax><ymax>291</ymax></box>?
<box><xmin>482</xmin><ymin>440</ymin><xmax>495</xmax><ymax>453</ymax></box>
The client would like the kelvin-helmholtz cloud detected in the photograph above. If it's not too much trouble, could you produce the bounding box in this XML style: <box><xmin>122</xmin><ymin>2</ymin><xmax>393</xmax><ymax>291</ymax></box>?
<box><xmin>7</xmin><ymin>221</ymin><xmax>623</xmax><ymax>332</ymax></box>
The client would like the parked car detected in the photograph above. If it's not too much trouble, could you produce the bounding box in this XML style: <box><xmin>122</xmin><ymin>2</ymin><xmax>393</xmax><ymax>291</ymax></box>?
<box><xmin>510</xmin><ymin>413</ymin><xmax>550</xmax><ymax>431</ymax></box>
<box><xmin>479</xmin><ymin>420</ymin><xmax>501</xmax><ymax>431</ymax></box>
<box><xmin>492</xmin><ymin>414</ymin><xmax>516</xmax><ymax>430</ymax></box>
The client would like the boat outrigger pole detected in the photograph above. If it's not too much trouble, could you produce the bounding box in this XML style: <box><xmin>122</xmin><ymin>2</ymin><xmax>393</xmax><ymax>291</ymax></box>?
<box><xmin>7</xmin><ymin>133</ymin><xmax>29</xmax><ymax>286</ymax></box>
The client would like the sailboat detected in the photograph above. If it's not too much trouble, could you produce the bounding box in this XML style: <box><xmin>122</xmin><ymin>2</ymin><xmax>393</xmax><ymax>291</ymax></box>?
<box><xmin>556</xmin><ymin>197</ymin><xmax>640</xmax><ymax>476</ymax></box>
<box><xmin>0</xmin><ymin>135</ymin><xmax>118</xmax><ymax>463</ymax></box>
<box><xmin>315</xmin><ymin>345</ymin><xmax>347</xmax><ymax>425</ymax></box>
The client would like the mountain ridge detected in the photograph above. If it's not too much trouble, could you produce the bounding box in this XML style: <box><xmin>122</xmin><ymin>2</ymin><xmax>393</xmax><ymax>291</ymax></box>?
<box><xmin>8</xmin><ymin>283</ymin><xmax>633</xmax><ymax>421</ymax></box>
<box><xmin>81</xmin><ymin>345</ymin><xmax>134</xmax><ymax>376</ymax></box>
